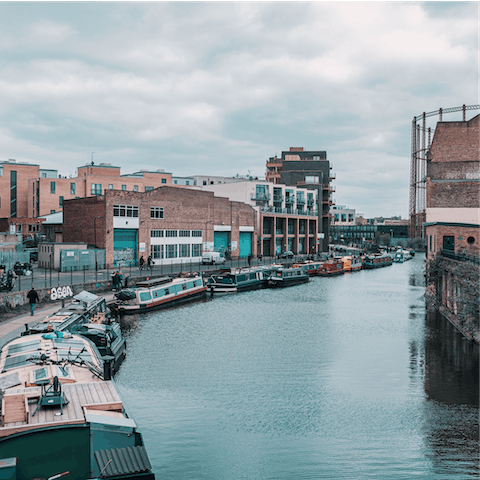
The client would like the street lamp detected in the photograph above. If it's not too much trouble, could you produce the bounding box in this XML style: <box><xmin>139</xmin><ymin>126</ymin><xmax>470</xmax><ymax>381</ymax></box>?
<box><xmin>93</xmin><ymin>216</ymin><xmax>103</xmax><ymax>270</ymax></box>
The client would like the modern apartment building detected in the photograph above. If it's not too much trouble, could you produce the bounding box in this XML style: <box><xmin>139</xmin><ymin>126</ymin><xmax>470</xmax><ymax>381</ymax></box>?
<box><xmin>266</xmin><ymin>147</ymin><xmax>334</xmax><ymax>251</ymax></box>
<box><xmin>200</xmin><ymin>181</ymin><xmax>319</xmax><ymax>256</ymax></box>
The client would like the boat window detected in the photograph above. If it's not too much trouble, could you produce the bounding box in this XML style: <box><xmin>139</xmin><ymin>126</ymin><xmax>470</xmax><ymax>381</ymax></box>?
<box><xmin>55</xmin><ymin>365</ymin><xmax>72</xmax><ymax>379</ymax></box>
<box><xmin>164</xmin><ymin>288</ymin><xmax>170</xmax><ymax>295</ymax></box>
<box><xmin>182</xmin><ymin>283</ymin><xmax>187</xmax><ymax>290</ymax></box>
<box><xmin>237</xmin><ymin>275</ymin><xmax>246</xmax><ymax>282</ymax></box>
<box><xmin>140</xmin><ymin>291</ymin><xmax>152</xmax><ymax>302</ymax></box>
<box><xmin>187</xmin><ymin>281</ymin><xmax>195</xmax><ymax>289</ymax></box>
<box><xmin>249</xmin><ymin>273</ymin><xmax>256</xmax><ymax>280</ymax></box>
<box><xmin>33</xmin><ymin>366</ymin><xmax>49</xmax><ymax>382</ymax></box>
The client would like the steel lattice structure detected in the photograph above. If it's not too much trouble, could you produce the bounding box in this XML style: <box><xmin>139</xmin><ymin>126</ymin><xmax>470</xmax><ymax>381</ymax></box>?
<box><xmin>409</xmin><ymin>104</ymin><xmax>480</xmax><ymax>239</ymax></box>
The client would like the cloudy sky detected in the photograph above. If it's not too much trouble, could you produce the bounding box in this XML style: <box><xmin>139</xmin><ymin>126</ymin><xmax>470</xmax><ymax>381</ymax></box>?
<box><xmin>1</xmin><ymin>1</ymin><xmax>478</xmax><ymax>218</ymax></box>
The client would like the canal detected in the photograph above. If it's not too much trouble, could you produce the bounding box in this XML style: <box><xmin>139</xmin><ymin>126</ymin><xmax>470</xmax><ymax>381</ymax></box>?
<box><xmin>115</xmin><ymin>254</ymin><xmax>479</xmax><ymax>479</ymax></box>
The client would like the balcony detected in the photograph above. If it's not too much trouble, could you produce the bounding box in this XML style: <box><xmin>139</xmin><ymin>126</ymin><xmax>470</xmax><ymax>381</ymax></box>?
<box><xmin>285</xmin><ymin>196</ymin><xmax>295</xmax><ymax>204</ymax></box>
<box><xmin>296</xmin><ymin>198</ymin><xmax>305</xmax><ymax>205</ymax></box>
<box><xmin>440</xmin><ymin>249</ymin><xmax>479</xmax><ymax>265</ymax></box>
<box><xmin>260</xmin><ymin>206</ymin><xmax>318</xmax><ymax>217</ymax></box>
<box><xmin>251</xmin><ymin>192</ymin><xmax>271</xmax><ymax>202</ymax></box>
<box><xmin>273</xmin><ymin>195</ymin><xmax>283</xmax><ymax>202</ymax></box>
<box><xmin>330</xmin><ymin>173</ymin><xmax>336</xmax><ymax>180</ymax></box>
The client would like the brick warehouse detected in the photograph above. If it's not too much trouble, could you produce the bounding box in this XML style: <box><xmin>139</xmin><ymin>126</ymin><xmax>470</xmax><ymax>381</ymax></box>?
<box><xmin>63</xmin><ymin>187</ymin><xmax>256</xmax><ymax>267</ymax></box>
<box><xmin>424</xmin><ymin>114</ymin><xmax>479</xmax><ymax>343</ymax></box>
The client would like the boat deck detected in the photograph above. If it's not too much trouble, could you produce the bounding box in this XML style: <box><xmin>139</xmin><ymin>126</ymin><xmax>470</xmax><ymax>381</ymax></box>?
<box><xmin>1</xmin><ymin>380</ymin><xmax>123</xmax><ymax>437</ymax></box>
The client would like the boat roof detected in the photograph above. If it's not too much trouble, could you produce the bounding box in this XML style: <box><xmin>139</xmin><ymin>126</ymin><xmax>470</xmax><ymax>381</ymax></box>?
<box><xmin>0</xmin><ymin>333</ymin><xmax>132</xmax><ymax>438</ymax></box>
<box><xmin>135</xmin><ymin>275</ymin><xmax>201</xmax><ymax>288</ymax></box>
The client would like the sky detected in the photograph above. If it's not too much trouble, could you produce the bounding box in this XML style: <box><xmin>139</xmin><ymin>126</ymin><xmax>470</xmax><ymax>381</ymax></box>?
<box><xmin>0</xmin><ymin>1</ymin><xmax>478</xmax><ymax>218</ymax></box>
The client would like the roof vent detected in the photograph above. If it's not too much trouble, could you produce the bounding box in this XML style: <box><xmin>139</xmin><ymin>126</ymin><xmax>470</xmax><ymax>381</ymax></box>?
<box><xmin>156</xmin><ymin>169</ymin><xmax>165</xmax><ymax>172</ymax></box>
<box><xmin>99</xmin><ymin>163</ymin><xmax>112</xmax><ymax>166</ymax></box>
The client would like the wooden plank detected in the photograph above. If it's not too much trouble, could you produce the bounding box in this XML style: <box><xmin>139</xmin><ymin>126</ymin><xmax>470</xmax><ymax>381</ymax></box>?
<box><xmin>94</xmin><ymin>383</ymin><xmax>108</xmax><ymax>404</ymax></box>
<box><xmin>82</xmin><ymin>402</ymin><xmax>123</xmax><ymax>412</ymax></box>
<box><xmin>79</xmin><ymin>383</ymin><xmax>94</xmax><ymax>406</ymax></box>
<box><xmin>64</xmin><ymin>384</ymin><xmax>84</xmax><ymax>421</ymax></box>
<box><xmin>0</xmin><ymin>419</ymin><xmax>85</xmax><ymax>438</ymax></box>
<box><xmin>105</xmin><ymin>381</ymin><xmax>121</xmax><ymax>402</ymax></box>
<box><xmin>99</xmin><ymin>381</ymin><xmax>117</xmax><ymax>403</ymax></box>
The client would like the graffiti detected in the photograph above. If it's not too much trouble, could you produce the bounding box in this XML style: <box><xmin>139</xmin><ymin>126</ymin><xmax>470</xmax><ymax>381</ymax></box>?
<box><xmin>114</xmin><ymin>248</ymin><xmax>136</xmax><ymax>267</ymax></box>
<box><xmin>50</xmin><ymin>286</ymin><xmax>73</xmax><ymax>301</ymax></box>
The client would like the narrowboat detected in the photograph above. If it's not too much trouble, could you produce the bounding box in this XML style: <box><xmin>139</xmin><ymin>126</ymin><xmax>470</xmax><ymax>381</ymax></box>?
<box><xmin>292</xmin><ymin>261</ymin><xmax>324</xmax><ymax>276</ymax></box>
<box><xmin>393</xmin><ymin>249</ymin><xmax>413</xmax><ymax>263</ymax></box>
<box><xmin>21</xmin><ymin>291</ymin><xmax>126</xmax><ymax>376</ymax></box>
<box><xmin>363</xmin><ymin>253</ymin><xmax>393</xmax><ymax>269</ymax></box>
<box><xmin>109</xmin><ymin>274</ymin><xmax>206</xmax><ymax>315</ymax></box>
<box><xmin>206</xmin><ymin>266</ymin><xmax>273</xmax><ymax>293</ymax></box>
<box><xmin>267</xmin><ymin>267</ymin><xmax>310</xmax><ymax>288</ymax></box>
<box><xmin>317</xmin><ymin>259</ymin><xmax>345</xmax><ymax>276</ymax></box>
<box><xmin>340</xmin><ymin>255</ymin><xmax>363</xmax><ymax>272</ymax></box>
<box><xmin>0</xmin><ymin>332</ymin><xmax>155</xmax><ymax>480</ymax></box>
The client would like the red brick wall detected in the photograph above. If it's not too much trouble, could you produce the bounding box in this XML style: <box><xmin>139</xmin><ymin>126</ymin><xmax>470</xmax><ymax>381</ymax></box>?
<box><xmin>428</xmin><ymin>115</ymin><xmax>479</xmax><ymax>163</ymax></box>
<box><xmin>63</xmin><ymin>196</ymin><xmax>106</xmax><ymax>248</ymax></box>
<box><xmin>426</xmin><ymin>178</ymin><xmax>480</xmax><ymax>208</ymax></box>
<box><xmin>425</xmin><ymin>223</ymin><xmax>479</xmax><ymax>260</ymax></box>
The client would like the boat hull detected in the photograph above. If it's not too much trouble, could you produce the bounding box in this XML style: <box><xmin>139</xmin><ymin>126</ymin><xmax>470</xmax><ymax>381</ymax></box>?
<box><xmin>268</xmin><ymin>276</ymin><xmax>309</xmax><ymax>288</ymax></box>
<box><xmin>363</xmin><ymin>259</ymin><xmax>393</xmax><ymax>269</ymax></box>
<box><xmin>113</xmin><ymin>288</ymin><xmax>207</xmax><ymax>315</ymax></box>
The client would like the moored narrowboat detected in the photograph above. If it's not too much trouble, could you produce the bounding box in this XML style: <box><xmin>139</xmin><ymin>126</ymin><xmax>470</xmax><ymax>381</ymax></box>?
<box><xmin>363</xmin><ymin>253</ymin><xmax>393</xmax><ymax>269</ymax></box>
<box><xmin>340</xmin><ymin>255</ymin><xmax>363</xmax><ymax>272</ymax></box>
<box><xmin>292</xmin><ymin>261</ymin><xmax>324</xmax><ymax>276</ymax></box>
<box><xmin>393</xmin><ymin>249</ymin><xmax>413</xmax><ymax>263</ymax></box>
<box><xmin>21</xmin><ymin>291</ymin><xmax>126</xmax><ymax>376</ymax></box>
<box><xmin>206</xmin><ymin>266</ymin><xmax>273</xmax><ymax>293</ymax></box>
<box><xmin>267</xmin><ymin>267</ymin><xmax>310</xmax><ymax>288</ymax></box>
<box><xmin>109</xmin><ymin>274</ymin><xmax>206</xmax><ymax>315</ymax></box>
<box><xmin>0</xmin><ymin>332</ymin><xmax>155</xmax><ymax>479</ymax></box>
<box><xmin>317</xmin><ymin>259</ymin><xmax>345</xmax><ymax>276</ymax></box>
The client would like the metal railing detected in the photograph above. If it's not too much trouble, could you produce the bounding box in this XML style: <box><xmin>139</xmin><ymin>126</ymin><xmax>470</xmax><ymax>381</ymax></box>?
<box><xmin>441</xmin><ymin>249</ymin><xmax>479</xmax><ymax>265</ymax></box>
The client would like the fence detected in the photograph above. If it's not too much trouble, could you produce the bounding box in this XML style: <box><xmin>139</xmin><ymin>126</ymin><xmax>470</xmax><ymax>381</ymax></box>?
<box><xmin>2</xmin><ymin>254</ymin><xmax>315</xmax><ymax>293</ymax></box>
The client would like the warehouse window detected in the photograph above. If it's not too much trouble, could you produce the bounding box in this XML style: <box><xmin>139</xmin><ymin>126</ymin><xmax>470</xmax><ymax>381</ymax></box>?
<box><xmin>113</xmin><ymin>205</ymin><xmax>139</xmax><ymax>217</ymax></box>
<box><xmin>165</xmin><ymin>230</ymin><xmax>177</xmax><ymax>237</ymax></box>
<box><xmin>91</xmin><ymin>183</ymin><xmax>102</xmax><ymax>195</ymax></box>
<box><xmin>151</xmin><ymin>245</ymin><xmax>164</xmax><ymax>259</ymax></box>
<box><xmin>150</xmin><ymin>207</ymin><xmax>164</xmax><ymax>219</ymax></box>
<box><xmin>192</xmin><ymin>230</ymin><xmax>202</xmax><ymax>237</ymax></box>
<box><xmin>179</xmin><ymin>230</ymin><xmax>190</xmax><ymax>237</ymax></box>
<box><xmin>179</xmin><ymin>244</ymin><xmax>190</xmax><ymax>257</ymax></box>
<box><xmin>192</xmin><ymin>244</ymin><xmax>202</xmax><ymax>257</ymax></box>
<box><xmin>166</xmin><ymin>244</ymin><xmax>177</xmax><ymax>258</ymax></box>
<box><xmin>161</xmin><ymin>179</ymin><xmax>167</xmax><ymax>184</ymax></box>
<box><xmin>50</xmin><ymin>181</ymin><xmax>56</xmax><ymax>194</ymax></box>
<box><xmin>151</xmin><ymin>230</ymin><xmax>164</xmax><ymax>237</ymax></box>
<box><xmin>70</xmin><ymin>183</ymin><xmax>75</xmax><ymax>195</ymax></box>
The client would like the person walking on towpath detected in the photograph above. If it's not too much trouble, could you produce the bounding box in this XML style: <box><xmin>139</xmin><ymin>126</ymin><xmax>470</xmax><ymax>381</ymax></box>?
<box><xmin>147</xmin><ymin>255</ymin><xmax>153</xmax><ymax>271</ymax></box>
<box><xmin>27</xmin><ymin>286</ymin><xmax>39</xmax><ymax>316</ymax></box>
<box><xmin>139</xmin><ymin>256</ymin><xmax>145</xmax><ymax>271</ymax></box>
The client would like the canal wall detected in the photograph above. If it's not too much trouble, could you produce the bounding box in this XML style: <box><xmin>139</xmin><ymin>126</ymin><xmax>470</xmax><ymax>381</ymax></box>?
<box><xmin>425</xmin><ymin>292</ymin><xmax>479</xmax><ymax>344</ymax></box>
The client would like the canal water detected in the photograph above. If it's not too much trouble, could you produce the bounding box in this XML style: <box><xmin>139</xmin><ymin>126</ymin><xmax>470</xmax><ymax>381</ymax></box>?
<box><xmin>115</xmin><ymin>254</ymin><xmax>479</xmax><ymax>479</ymax></box>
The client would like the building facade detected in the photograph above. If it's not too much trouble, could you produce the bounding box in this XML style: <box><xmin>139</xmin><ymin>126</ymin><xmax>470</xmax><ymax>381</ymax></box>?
<box><xmin>62</xmin><ymin>186</ymin><xmax>257</xmax><ymax>267</ymax></box>
<box><xmin>29</xmin><ymin>163</ymin><xmax>173</xmax><ymax>218</ymax></box>
<box><xmin>200</xmin><ymin>181</ymin><xmax>319</xmax><ymax>256</ymax></box>
<box><xmin>266</xmin><ymin>147</ymin><xmax>334</xmax><ymax>251</ymax></box>
<box><xmin>424</xmin><ymin>114</ymin><xmax>479</xmax><ymax>343</ymax></box>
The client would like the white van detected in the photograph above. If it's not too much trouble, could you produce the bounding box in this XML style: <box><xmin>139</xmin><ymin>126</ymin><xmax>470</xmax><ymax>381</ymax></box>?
<box><xmin>202</xmin><ymin>252</ymin><xmax>226</xmax><ymax>265</ymax></box>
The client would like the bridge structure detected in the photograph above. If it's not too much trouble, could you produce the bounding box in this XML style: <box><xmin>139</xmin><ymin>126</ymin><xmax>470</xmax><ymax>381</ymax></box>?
<box><xmin>409</xmin><ymin>104</ymin><xmax>480</xmax><ymax>239</ymax></box>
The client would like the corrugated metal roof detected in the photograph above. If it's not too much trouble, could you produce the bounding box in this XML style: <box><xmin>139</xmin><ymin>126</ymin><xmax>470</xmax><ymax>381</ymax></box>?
<box><xmin>94</xmin><ymin>445</ymin><xmax>152</xmax><ymax>477</ymax></box>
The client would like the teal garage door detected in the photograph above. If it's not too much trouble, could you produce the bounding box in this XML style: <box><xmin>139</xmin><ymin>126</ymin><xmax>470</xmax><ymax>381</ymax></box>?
<box><xmin>214</xmin><ymin>232</ymin><xmax>229</xmax><ymax>254</ymax></box>
<box><xmin>113</xmin><ymin>229</ymin><xmax>137</xmax><ymax>267</ymax></box>
<box><xmin>238</xmin><ymin>232</ymin><xmax>252</xmax><ymax>258</ymax></box>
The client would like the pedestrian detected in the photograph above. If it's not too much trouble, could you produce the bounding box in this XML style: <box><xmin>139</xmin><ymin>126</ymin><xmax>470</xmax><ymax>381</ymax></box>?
<box><xmin>117</xmin><ymin>271</ymin><xmax>123</xmax><ymax>289</ymax></box>
<box><xmin>139</xmin><ymin>256</ymin><xmax>145</xmax><ymax>271</ymax></box>
<box><xmin>247</xmin><ymin>254</ymin><xmax>252</xmax><ymax>266</ymax></box>
<box><xmin>147</xmin><ymin>255</ymin><xmax>152</xmax><ymax>270</ymax></box>
<box><xmin>124</xmin><ymin>273</ymin><xmax>129</xmax><ymax>288</ymax></box>
<box><xmin>27</xmin><ymin>286</ymin><xmax>39</xmax><ymax>316</ymax></box>
<box><xmin>111</xmin><ymin>272</ymin><xmax>118</xmax><ymax>291</ymax></box>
